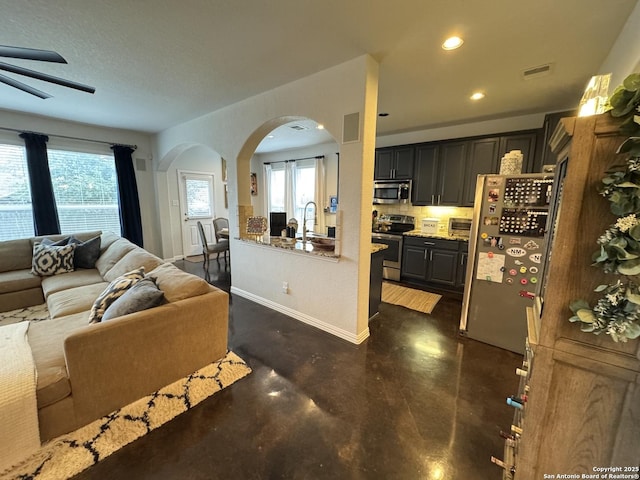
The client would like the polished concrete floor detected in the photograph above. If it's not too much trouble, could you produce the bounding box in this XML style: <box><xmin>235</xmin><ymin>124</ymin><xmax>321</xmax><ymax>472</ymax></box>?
<box><xmin>74</xmin><ymin>258</ymin><xmax>522</xmax><ymax>479</ymax></box>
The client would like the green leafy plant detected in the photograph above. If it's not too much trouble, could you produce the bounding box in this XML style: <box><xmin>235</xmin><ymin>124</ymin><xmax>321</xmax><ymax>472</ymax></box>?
<box><xmin>569</xmin><ymin>72</ymin><xmax>640</xmax><ymax>342</ymax></box>
<box><xmin>569</xmin><ymin>281</ymin><xmax>640</xmax><ymax>342</ymax></box>
<box><xmin>593</xmin><ymin>214</ymin><xmax>640</xmax><ymax>274</ymax></box>
<box><xmin>608</xmin><ymin>72</ymin><xmax>640</xmax><ymax>156</ymax></box>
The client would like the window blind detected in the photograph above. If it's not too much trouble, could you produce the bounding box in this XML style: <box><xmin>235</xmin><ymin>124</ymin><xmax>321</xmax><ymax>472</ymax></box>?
<box><xmin>48</xmin><ymin>149</ymin><xmax>121</xmax><ymax>236</ymax></box>
<box><xmin>0</xmin><ymin>143</ymin><xmax>34</xmax><ymax>241</ymax></box>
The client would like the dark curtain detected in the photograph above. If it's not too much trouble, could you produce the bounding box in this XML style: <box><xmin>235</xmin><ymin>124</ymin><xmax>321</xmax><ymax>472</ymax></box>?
<box><xmin>19</xmin><ymin>132</ymin><xmax>60</xmax><ymax>235</ymax></box>
<box><xmin>112</xmin><ymin>145</ymin><xmax>143</xmax><ymax>246</ymax></box>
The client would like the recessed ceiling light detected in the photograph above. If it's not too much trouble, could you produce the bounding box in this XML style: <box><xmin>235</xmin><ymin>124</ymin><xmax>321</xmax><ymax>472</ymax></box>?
<box><xmin>442</xmin><ymin>36</ymin><xmax>464</xmax><ymax>50</ymax></box>
<box><xmin>378</xmin><ymin>112</ymin><xmax>389</xmax><ymax>117</ymax></box>
<box><xmin>267</xmin><ymin>134</ymin><xmax>275</xmax><ymax>139</ymax></box>
<box><xmin>316</xmin><ymin>124</ymin><xmax>325</xmax><ymax>130</ymax></box>
<box><xmin>470</xmin><ymin>92</ymin><xmax>485</xmax><ymax>101</ymax></box>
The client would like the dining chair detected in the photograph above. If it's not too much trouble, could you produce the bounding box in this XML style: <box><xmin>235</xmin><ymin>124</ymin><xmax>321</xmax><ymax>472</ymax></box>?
<box><xmin>197</xmin><ymin>221</ymin><xmax>228</xmax><ymax>272</ymax></box>
<box><xmin>212</xmin><ymin>217</ymin><xmax>230</xmax><ymax>263</ymax></box>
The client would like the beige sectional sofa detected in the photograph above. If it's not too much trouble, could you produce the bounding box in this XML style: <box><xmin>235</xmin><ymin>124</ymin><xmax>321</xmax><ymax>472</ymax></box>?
<box><xmin>0</xmin><ymin>231</ymin><xmax>229</xmax><ymax>441</ymax></box>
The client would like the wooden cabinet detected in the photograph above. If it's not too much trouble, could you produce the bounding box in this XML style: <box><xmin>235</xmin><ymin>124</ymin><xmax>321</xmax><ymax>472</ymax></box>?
<box><xmin>456</xmin><ymin>248</ymin><xmax>468</xmax><ymax>290</ymax></box>
<box><xmin>513</xmin><ymin>115</ymin><xmax>640</xmax><ymax>478</ymax></box>
<box><xmin>407</xmin><ymin>130</ymin><xmax>541</xmax><ymax>207</ymax></box>
<box><xmin>411</xmin><ymin>142</ymin><xmax>466</xmax><ymax>206</ymax></box>
<box><xmin>411</xmin><ymin>144</ymin><xmax>439</xmax><ymax>205</ymax></box>
<box><xmin>462</xmin><ymin>137</ymin><xmax>500</xmax><ymax>206</ymax></box>
<box><xmin>498</xmin><ymin>132</ymin><xmax>538</xmax><ymax>174</ymax></box>
<box><xmin>374</xmin><ymin>146</ymin><xmax>414</xmax><ymax>180</ymax></box>
<box><xmin>402</xmin><ymin>236</ymin><xmax>461</xmax><ymax>289</ymax></box>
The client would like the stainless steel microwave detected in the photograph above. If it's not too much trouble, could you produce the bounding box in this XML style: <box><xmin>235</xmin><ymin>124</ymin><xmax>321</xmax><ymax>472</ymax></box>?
<box><xmin>373</xmin><ymin>180</ymin><xmax>411</xmax><ymax>204</ymax></box>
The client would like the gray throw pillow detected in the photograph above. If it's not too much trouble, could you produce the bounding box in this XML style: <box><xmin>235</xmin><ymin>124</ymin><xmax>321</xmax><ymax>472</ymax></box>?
<box><xmin>69</xmin><ymin>235</ymin><xmax>101</xmax><ymax>269</ymax></box>
<box><xmin>41</xmin><ymin>236</ymin><xmax>70</xmax><ymax>246</ymax></box>
<box><xmin>88</xmin><ymin>267</ymin><xmax>145</xmax><ymax>324</ymax></box>
<box><xmin>102</xmin><ymin>277</ymin><xmax>165</xmax><ymax>321</ymax></box>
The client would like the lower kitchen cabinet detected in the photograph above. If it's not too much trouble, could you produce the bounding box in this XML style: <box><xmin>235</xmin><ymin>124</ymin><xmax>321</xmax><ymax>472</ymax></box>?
<box><xmin>401</xmin><ymin>236</ymin><xmax>463</xmax><ymax>290</ymax></box>
<box><xmin>456</xmin><ymin>251</ymin><xmax>468</xmax><ymax>289</ymax></box>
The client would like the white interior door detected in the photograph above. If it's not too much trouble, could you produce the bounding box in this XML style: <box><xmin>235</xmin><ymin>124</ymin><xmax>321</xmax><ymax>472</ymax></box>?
<box><xmin>178</xmin><ymin>171</ymin><xmax>215</xmax><ymax>257</ymax></box>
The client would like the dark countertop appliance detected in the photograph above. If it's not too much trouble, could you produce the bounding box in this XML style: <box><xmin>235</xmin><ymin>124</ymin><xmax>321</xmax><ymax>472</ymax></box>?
<box><xmin>371</xmin><ymin>214</ymin><xmax>415</xmax><ymax>281</ymax></box>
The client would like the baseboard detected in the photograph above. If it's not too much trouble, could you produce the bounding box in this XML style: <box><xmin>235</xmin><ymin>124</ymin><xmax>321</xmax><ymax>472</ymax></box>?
<box><xmin>230</xmin><ymin>287</ymin><xmax>369</xmax><ymax>345</ymax></box>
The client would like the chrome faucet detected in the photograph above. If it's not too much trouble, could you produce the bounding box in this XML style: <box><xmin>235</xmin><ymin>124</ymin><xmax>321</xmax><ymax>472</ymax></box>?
<box><xmin>302</xmin><ymin>201</ymin><xmax>317</xmax><ymax>243</ymax></box>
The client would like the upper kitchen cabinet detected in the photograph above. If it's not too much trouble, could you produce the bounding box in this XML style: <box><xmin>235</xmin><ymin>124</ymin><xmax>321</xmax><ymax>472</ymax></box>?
<box><xmin>462</xmin><ymin>137</ymin><xmax>500</xmax><ymax>206</ymax></box>
<box><xmin>374</xmin><ymin>146</ymin><xmax>414</xmax><ymax>180</ymax></box>
<box><xmin>411</xmin><ymin>144</ymin><xmax>438</xmax><ymax>205</ymax></box>
<box><xmin>412</xmin><ymin>142</ymin><xmax>467</xmax><ymax>206</ymax></box>
<box><xmin>498</xmin><ymin>131</ymin><xmax>539</xmax><ymax>174</ymax></box>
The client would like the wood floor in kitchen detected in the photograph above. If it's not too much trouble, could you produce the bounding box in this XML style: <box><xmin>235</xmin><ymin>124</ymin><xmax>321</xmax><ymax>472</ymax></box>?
<box><xmin>73</xmin><ymin>258</ymin><xmax>522</xmax><ymax>480</ymax></box>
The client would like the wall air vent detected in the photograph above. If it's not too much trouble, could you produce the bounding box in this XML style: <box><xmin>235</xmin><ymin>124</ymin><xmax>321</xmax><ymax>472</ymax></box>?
<box><xmin>522</xmin><ymin>63</ymin><xmax>553</xmax><ymax>80</ymax></box>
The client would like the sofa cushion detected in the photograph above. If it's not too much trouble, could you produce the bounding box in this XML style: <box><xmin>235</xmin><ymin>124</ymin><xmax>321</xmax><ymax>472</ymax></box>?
<box><xmin>0</xmin><ymin>269</ymin><xmax>42</xmax><ymax>294</ymax></box>
<box><xmin>0</xmin><ymin>238</ymin><xmax>34</xmax><ymax>273</ymax></box>
<box><xmin>41</xmin><ymin>268</ymin><xmax>105</xmax><ymax>298</ymax></box>
<box><xmin>103</xmin><ymin>248</ymin><xmax>163</xmax><ymax>283</ymax></box>
<box><xmin>88</xmin><ymin>267</ymin><xmax>145</xmax><ymax>324</ymax></box>
<box><xmin>28</xmin><ymin>311</ymin><xmax>90</xmax><ymax>408</ymax></box>
<box><xmin>69</xmin><ymin>235</ymin><xmax>101</xmax><ymax>269</ymax></box>
<box><xmin>94</xmin><ymin>238</ymin><xmax>136</xmax><ymax>277</ymax></box>
<box><xmin>47</xmin><ymin>283</ymin><xmax>109</xmax><ymax>319</ymax></box>
<box><xmin>147</xmin><ymin>263</ymin><xmax>212</xmax><ymax>303</ymax></box>
<box><xmin>31</xmin><ymin>243</ymin><xmax>76</xmax><ymax>276</ymax></box>
<box><xmin>102</xmin><ymin>278</ymin><xmax>165</xmax><ymax>321</ymax></box>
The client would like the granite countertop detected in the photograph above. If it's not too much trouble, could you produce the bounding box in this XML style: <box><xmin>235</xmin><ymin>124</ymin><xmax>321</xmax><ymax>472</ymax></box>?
<box><xmin>239</xmin><ymin>236</ymin><xmax>339</xmax><ymax>258</ymax></box>
<box><xmin>371</xmin><ymin>243</ymin><xmax>389</xmax><ymax>254</ymax></box>
<box><xmin>404</xmin><ymin>229</ymin><xmax>470</xmax><ymax>242</ymax></box>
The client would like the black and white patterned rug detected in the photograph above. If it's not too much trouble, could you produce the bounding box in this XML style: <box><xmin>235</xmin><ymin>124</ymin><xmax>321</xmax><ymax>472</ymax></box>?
<box><xmin>0</xmin><ymin>351</ymin><xmax>251</xmax><ymax>480</ymax></box>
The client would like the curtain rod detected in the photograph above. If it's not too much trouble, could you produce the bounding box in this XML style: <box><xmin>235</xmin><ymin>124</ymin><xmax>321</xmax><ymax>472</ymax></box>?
<box><xmin>0</xmin><ymin>126</ymin><xmax>138</xmax><ymax>150</ymax></box>
<box><xmin>263</xmin><ymin>154</ymin><xmax>324</xmax><ymax>165</ymax></box>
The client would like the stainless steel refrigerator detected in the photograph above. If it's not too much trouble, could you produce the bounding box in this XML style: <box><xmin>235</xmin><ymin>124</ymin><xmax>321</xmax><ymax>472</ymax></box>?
<box><xmin>459</xmin><ymin>173</ymin><xmax>555</xmax><ymax>354</ymax></box>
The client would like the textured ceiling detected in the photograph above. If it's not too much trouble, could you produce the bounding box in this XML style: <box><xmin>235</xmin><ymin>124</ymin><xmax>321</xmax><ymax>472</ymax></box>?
<box><xmin>0</xmin><ymin>0</ymin><xmax>637</xmax><ymax>147</ymax></box>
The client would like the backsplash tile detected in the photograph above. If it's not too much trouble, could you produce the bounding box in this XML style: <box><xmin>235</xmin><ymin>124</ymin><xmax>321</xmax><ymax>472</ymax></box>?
<box><xmin>372</xmin><ymin>204</ymin><xmax>474</xmax><ymax>232</ymax></box>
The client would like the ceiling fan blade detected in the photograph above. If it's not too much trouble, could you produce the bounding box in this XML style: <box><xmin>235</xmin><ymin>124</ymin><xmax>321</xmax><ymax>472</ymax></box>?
<box><xmin>0</xmin><ymin>45</ymin><xmax>67</xmax><ymax>63</ymax></box>
<box><xmin>0</xmin><ymin>62</ymin><xmax>95</xmax><ymax>94</ymax></box>
<box><xmin>0</xmin><ymin>73</ymin><xmax>51</xmax><ymax>99</ymax></box>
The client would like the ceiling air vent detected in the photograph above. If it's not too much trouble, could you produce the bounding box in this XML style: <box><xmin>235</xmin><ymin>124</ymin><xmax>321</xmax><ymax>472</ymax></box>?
<box><xmin>522</xmin><ymin>63</ymin><xmax>552</xmax><ymax>80</ymax></box>
<box><xmin>289</xmin><ymin>124</ymin><xmax>308</xmax><ymax>131</ymax></box>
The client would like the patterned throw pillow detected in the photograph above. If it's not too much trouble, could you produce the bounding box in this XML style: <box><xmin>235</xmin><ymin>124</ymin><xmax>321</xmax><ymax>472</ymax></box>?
<box><xmin>88</xmin><ymin>267</ymin><xmax>145</xmax><ymax>324</ymax></box>
<box><xmin>31</xmin><ymin>243</ymin><xmax>76</xmax><ymax>276</ymax></box>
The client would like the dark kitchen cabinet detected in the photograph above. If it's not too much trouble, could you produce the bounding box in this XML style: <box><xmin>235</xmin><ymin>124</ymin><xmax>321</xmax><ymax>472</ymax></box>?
<box><xmin>411</xmin><ymin>144</ymin><xmax>439</xmax><ymax>205</ymax></box>
<box><xmin>438</xmin><ymin>142</ymin><xmax>467</xmax><ymax>206</ymax></box>
<box><xmin>374</xmin><ymin>146</ymin><xmax>414</xmax><ymax>180</ymax></box>
<box><xmin>499</xmin><ymin>132</ymin><xmax>538</xmax><ymax>174</ymax></box>
<box><xmin>411</xmin><ymin>142</ymin><xmax>466</xmax><ymax>206</ymax></box>
<box><xmin>402</xmin><ymin>236</ymin><xmax>459</xmax><ymax>288</ymax></box>
<box><xmin>462</xmin><ymin>137</ymin><xmax>500</xmax><ymax>206</ymax></box>
<box><xmin>456</xmin><ymin>247</ymin><xmax>469</xmax><ymax>290</ymax></box>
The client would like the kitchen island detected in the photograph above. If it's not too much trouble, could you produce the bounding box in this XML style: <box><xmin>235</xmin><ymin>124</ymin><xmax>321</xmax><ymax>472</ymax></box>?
<box><xmin>370</xmin><ymin>243</ymin><xmax>388</xmax><ymax>319</ymax></box>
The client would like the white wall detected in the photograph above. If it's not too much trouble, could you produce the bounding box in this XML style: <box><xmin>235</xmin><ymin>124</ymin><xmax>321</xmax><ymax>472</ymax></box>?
<box><xmin>0</xmin><ymin>110</ymin><xmax>160</xmax><ymax>254</ymax></box>
<box><xmin>154</xmin><ymin>55</ymin><xmax>379</xmax><ymax>343</ymax></box>
<box><xmin>598</xmin><ymin>0</ymin><xmax>640</xmax><ymax>89</ymax></box>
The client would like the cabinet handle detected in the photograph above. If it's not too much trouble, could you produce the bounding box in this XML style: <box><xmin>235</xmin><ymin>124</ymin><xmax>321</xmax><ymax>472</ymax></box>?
<box><xmin>431</xmin><ymin>194</ymin><xmax>435</xmax><ymax>204</ymax></box>
<box><xmin>424</xmin><ymin>241</ymin><xmax>435</xmax><ymax>246</ymax></box>
<box><xmin>424</xmin><ymin>250</ymin><xmax>427</xmax><ymax>261</ymax></box>
<box><xmin>429</xmin><ymin>250</ymin><xmax>433</xmax><ymax>261</ymax></box>
<box><xmin>460</xmin><ymin>256</ymin><xmax>465</xmax><ymax>265</ymax></box>
<box><xmin>437</xmin><ymin>194</ymin><xmax>441</xmax><ymax>205</ymax></box>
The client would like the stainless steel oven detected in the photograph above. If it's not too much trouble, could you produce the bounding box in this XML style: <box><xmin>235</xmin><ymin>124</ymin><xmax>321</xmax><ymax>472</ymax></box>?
<box><xmin>371</xmin><ymin>232</ymin><xmax>404</xmax><ymax>281</ymax></box>
<box><xmin>371</xmin><ymin>214</ymin><xmax>415</xmax><ymax>281</ymax></box>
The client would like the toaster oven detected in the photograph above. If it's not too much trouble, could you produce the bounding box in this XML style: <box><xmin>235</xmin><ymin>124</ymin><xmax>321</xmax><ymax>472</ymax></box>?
<box><xmin>448</xmin><ymin>217</ymin><xmax>472</xmax><ymax>237</ymax></box>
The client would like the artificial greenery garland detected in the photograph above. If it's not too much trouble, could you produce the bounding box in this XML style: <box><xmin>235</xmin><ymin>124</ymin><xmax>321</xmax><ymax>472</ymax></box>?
<box><xmin>568</xmin><ymin>73</ymin><xmax>640</xmax><ymax>342</ymax></box>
